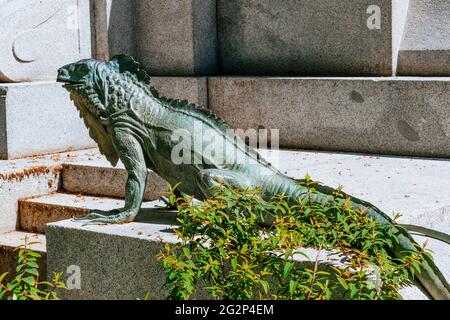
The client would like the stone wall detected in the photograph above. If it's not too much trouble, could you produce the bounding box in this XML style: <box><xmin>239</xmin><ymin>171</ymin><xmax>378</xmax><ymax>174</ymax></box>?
<box><xmin>89</xmin><ymin>0</ymin><xmax>448</xmax><ymax>77</ymax></box>
<box><xmin>218</xmin><ymin>0</ymin><xmax>395</xmax><ymax>76</ymax></box>
<box><xmin>0</xmin><ymin>0</ymin><xmax>96</xmax><ymax>159</ymax></box>
<box><xmin>1</xmin><ymin>1</ymin><xmax>450</xmax><ymax>159</ymax></box>
<box><xmin>3</xmin><ymin>1</ymin><xmax>450</xmax><ymax>80</ymax></box>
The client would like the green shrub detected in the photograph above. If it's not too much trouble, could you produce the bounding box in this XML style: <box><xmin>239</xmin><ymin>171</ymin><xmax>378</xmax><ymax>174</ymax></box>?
<box><xmin>0</xmin><ymin>238</ymin><xmax>66</xmax><ymax>300</ymax></box>
<box><xmin>158</xmin><ymin>177</ymin><xmax>429</xmax><ymax>300</ymax></box>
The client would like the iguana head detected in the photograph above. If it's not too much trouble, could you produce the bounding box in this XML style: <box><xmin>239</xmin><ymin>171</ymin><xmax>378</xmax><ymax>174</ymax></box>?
<box><xmin>57</xmin><ymin>55</ymin><xmax>151</xmax><ymax>117</ymax></box>
<box><xmin>57</xmin><ymin>58</ymin><xmax>99</xmax><ymax>86</ymax></box>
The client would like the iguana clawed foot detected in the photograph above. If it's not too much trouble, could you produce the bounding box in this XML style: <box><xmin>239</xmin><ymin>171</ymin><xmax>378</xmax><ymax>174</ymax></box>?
<box><xmin>73</xmin><ymin>209</ymin><xmax>137</xmax><ymax>226</ymax></box>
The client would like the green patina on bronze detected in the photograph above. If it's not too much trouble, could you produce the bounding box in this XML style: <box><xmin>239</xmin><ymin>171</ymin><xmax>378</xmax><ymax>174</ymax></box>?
<box><xmin>57</xmin><ymin>55</ymin><xmax>450</xmax><ymax>300</ymax></box>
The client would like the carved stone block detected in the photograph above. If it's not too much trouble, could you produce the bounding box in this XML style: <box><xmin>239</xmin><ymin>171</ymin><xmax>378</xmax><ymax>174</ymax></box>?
<box><xmin>217</xmin><ymin>0</ymin><xmax>407</xmax><ymax>76</ymax></box>
<box><xmin>0</xmin><ymin>0</ymin><xmax>92</xmax><ymax>82</ymax></box>
<box><xmin>0</xmin><ymin>81</ymin><xmax>95</xmax><ymax>159</ymax></box>
<box><xmin>209</xmin><ymin>77</ymin><xmax>450</xmax><ymax>158</ymax></box>
<box><xmin>135</xmin><ymin>0</ymin><xmax>218</xmax><ymax>76</ymax></box>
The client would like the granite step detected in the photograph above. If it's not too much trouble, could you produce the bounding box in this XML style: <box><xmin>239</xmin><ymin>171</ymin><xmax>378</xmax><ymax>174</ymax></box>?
<box><xmin>18</xmin><ymin>193</ymin><xmax>165</xmax><ymax>234</ymax></box>
<box><xmin>0</xmin><ymin>147</ymin><xmax>167</xmax><ymax>234</ymax></box>
<box><xmin>0</xmin><ymin>148</ymin><xmax>111</xmax><ymax>234</ymax></box>
<box><xmin>61</xmin><ymin>163</ymin><xmax>166</xmax><ymax>202</ymax></box>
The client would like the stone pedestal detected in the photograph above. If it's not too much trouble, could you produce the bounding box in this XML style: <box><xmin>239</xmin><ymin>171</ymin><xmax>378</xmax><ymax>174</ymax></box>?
<box><xmin>46</xmin><ymin>215</ymin><xmax>179</xmax><ymax>300</ymax></box>
<box><xmin>397</xmin><ymin>0</ymin><xmax>450</xmax><ymax>76</ymax></box>
<box><xmin>0</xmin><ymin>82</ymin><xmax>96</xmax><ymax>159</ymax></box>
<box><xmin>0</xmin><ymin>0</ymin><xmax>92</xmax><ymax>82</ymax></box>
<box><xmin>135</xmin><ymin>0</ymin><xmax>218</xmax><ymax>76</ymax></box>
<box><xmin>217</xmin><ymin>0</ymin><xmax>407</xmax><ymax>76</ymax></box>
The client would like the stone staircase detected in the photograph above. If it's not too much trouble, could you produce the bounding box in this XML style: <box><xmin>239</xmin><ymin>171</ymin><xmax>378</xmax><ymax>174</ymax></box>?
<box><xmin>0</xmin><ymin>147</ymin><xmax>448</xmax><ymax>299</ymax></box>
<box><xmin>0</xmin><ymin>149</ymin><xmax>166</xmax><ymax>282</ymax></box>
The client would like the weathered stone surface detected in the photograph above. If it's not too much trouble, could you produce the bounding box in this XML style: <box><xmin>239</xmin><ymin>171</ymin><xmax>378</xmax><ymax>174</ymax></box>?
<box><xmin>0</xmin><ymin>166</ymin><xmax>61</xmax><ymax>233</ymax></box>
<box><xmin>397</xmin><ymin>0</ymin><xmax>450</xmax><ymax>76</ymax></box>
<box><xmin>209</xmin><ymin>77</ymin><xmax>450</xmax><ymax>158</ymax></box>
<box><xmin>62</xmin><ymin>164</ymin><xmax>166</xmax><ymax>202</ymax></box>
<box><xmin>217</xmin><ymin>0</ymin><xmax>401</xmax><ymax>76</ymax></box>
<box><xmin>135</xmin><ymin>0</ymin><xmax>217</xmax><ymax>75</ymax></box>
<box><xmin>91</xmin><ymin>0</ymin><xmax>136</xmax><ymax>60</ymax></box>
<box><xmin>19</xmin><ymin>194</ymin><xmax>168</xmax><ymax>234</ymax></box>
<box><xmin>45</xmin><ymin>218</ymin><xmax>428</xmax><ymax>300</ymax></box>
<box><xmin>0</xmin><ymin>0</ymin><xmax>92</xmax><ymax>82</ymax></box>
<box><xmin>0</xmin><ymin>149</ymin><xmax>105</xmax><ymax>233</ymax></box>
<box><xmin>0</xmin><ymin>81</ymin><xmax>96</xmax><ymax>159</ymax></box>
<box><xmin>0</xmin><ymin>232</ymin><xmax>46</xmax><ymax>282</ymax></box>
<box><xmin>46</xmin><ymin>210</ymin><xmax>179</xmax><ymax>300</ymax></box>
<box><xmin>151</xmin><ymin>77</ymin><xmax>208</xmax><ymax>107</ymax></box>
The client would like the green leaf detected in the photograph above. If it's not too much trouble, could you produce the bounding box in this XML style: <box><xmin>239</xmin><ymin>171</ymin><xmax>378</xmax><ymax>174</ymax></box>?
<box><xmin>25</xmin><ymin>268</ymin><xmax>39</xmax><ymax>277</ymax></box>
<box><xmin>183</xmin><ymin>247</ymin><xmax>191</xmax><ymax>259</ymax></box>
<box><xmin>22</xmin><ymin>276</ymin><xmax>36</xmax><ymax>286</ymax></box>
<box><xmin>283</xmin><ymin>262</ymin><xmax>293</xmax><ymax>278</ymax></box>
<box><xmin>27</xmin><ymin>251</ymin><xmax>42</xmax><ymax>258</ymax></box>
<box><xmin>0</xmin><ymin>272</ymin><xmax>8</xmax><ymax>283</ymax></box>
<box><xmin>337</xmin><ymin>278</ymin><xmax>349</xmax><ymax>290</ymax></box>
<box><xmin>349</xmin><ymin>284</ymin><xmax>358</xmax><ymax>299</ymax></box>
<box><xmin>289</xmin><ymin>280</ymin><xmax>298</xmax><ymax>295</ymax></box>
<box><xmin>260</xmin><ymin>280</ymin><xmax>269</xmax><ymax>294</ymax></box>
<box><xmin>231</xmin><ymin>258</ymin><xmax>237</xmax><ymax>271</ymax></box>
<box><xmin>412</xmin><ymin>261</ymin><xmax>422</xmax><ymax>272</ymax></box>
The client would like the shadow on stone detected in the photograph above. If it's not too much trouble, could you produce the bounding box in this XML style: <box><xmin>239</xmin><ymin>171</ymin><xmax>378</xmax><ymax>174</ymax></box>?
<box><xmin>134</xmin><ymin>207</ymin><xmax>178</xmax><ymax>227</ymax></box>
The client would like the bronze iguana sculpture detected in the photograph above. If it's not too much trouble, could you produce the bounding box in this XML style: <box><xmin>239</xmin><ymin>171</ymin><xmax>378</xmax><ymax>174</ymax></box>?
<box><xmin>57</xmin><ymin>55</ymin><xmax>450</xmax><ymax>300</ymax></box>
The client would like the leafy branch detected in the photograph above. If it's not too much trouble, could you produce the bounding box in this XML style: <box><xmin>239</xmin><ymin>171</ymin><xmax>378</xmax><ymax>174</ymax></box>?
<box><xmin>0</xmin><ymin>237</ymin><xmax>66</xmax><ymax>300</ymax></box>
<box><xmin>158</xmin><ymin>178</ymin><xmax>427</xmax><ymax>300</ymax></box>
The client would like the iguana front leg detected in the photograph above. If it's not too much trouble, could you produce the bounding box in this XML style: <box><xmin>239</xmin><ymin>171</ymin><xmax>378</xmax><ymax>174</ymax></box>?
<box><xmin>75</xmin><ymin>129</ymin><xmax>147</xmax><ymax>225</ymax></box>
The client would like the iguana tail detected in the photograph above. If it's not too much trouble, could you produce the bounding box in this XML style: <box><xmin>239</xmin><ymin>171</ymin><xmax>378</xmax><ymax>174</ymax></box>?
<box><xmin>359</xmin><ymin>205</ymin><xmax>450</xmax><ymax>300</ymax></box>
<box><xmin>401</xmin><ymin>224</ymin><xmax>450</xmax><ymax>245</ymax></box>
<box><xmin>280</xmin><ymin>178</ymin><xmax>450</xmax><ymax>300</ymax></box>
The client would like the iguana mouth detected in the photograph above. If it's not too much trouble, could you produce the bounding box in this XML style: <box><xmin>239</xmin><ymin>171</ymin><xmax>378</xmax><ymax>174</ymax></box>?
<box><xmin>56</xmin><ymin>67</ymin><xmax>86</xmax><ymax>87</ymax></box>
<box><xmin>56</xmin><ymin>78</ymin><xmax>85</xmax><ymax>88</ymax></box>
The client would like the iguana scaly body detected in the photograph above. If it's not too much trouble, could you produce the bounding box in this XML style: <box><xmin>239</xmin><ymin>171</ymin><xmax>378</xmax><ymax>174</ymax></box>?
<box><xmin>57</xmin><ymin>55</ymin><xmax>450</xmax><ymax>300</ymax></box>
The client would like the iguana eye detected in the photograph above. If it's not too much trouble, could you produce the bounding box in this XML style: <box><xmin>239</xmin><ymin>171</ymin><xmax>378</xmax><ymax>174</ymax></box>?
<box><xmin>76</xmin><ymin>65</ymin><xmax>88</xmax><ymax>73</ymax></box>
